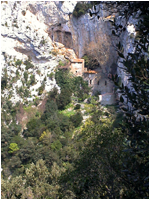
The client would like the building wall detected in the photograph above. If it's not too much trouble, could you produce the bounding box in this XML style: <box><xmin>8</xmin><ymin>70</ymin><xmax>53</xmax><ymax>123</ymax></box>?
<box><xmin>70</xmin><ymin>60</ymin><xmax>116</xmax><ymax>105</ymax></box>
<box><xmin>99</xmin><ymin>93</ymin><xmax>116</xmax><ymax>105</ymax></box>
<box><xmin>93</xmin><ymin>75</ymin><xmax>114</xmax><ymax>94</ymax></box>
<box><xmin>84</xmin><ymin>73</ymin><xmax>98</xmax><ymax>87</ymax></box>
<box><xmin>83</xmin><ymin>73</ymin><xmax>114</xmax><ymax>94</ymax></box>
<box><xmin>52</xmin><ymin>30</ymin><xmax>73</xmax><ymax>49</ymax></box>
<box><xmin>70</xmin><ymin>59</ymin><xmax>84</xmax><ymax>76</ymax></box>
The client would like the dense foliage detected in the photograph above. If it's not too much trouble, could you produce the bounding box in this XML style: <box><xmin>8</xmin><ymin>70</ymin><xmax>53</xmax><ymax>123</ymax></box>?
<box><xmin>112</xmin><ymin>6</ymin><xmax>149</xmax><ymax>198</ymax></box>
<box><xmin>82</xmin><ymin>54</ymin><xmax>100</xmax><ymax>70</ymax></box>
<box><xmin>73</xmin><ymin>2</ymin><xmax>93</xmax><ymax>18</ymax></box>
<box><xmin>1</xmin><ymin>69</ymin><xmax>89</xmax><ymax>180</ymax></box>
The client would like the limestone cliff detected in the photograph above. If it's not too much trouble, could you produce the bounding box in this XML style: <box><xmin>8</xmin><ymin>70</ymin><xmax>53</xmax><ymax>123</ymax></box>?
<box><xmin>1</xmin><ymin>1</ymin><xmax>139</xmax><ymax>106</ymax></box>
<box><xmin>1</xmin><ymin>1</ymin><xmax>77</xmax><ymax>105</ymax></box>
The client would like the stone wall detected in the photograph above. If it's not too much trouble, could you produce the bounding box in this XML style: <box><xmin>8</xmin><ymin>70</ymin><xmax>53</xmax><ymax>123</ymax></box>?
<box><xmin>99</xmin><ymin>93</ymin><xmax>116</xmax><ymax>105</ymax></box>
<box><xmin>83</xmin><ymin>70</ymin><xmax>114</xmax><ymax>95</ymax></box>
<box><xmin>52</xmin><ymin>29</ymin><xmax>73</xmax><ymax>49</ymax></box>
<box><xmin>70</xmin><ymin>59</ymin><xmax>84</xmax><ymax>76</ymax></box>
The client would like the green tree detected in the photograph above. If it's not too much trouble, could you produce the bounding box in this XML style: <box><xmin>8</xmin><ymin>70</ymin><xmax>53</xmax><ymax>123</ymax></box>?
<box><xmin>19</xmin><ymin>141</ymin><xmax>35</xmax><ymax>164</ymax></box>
<box><xmin>8</xmin><ymin>143</ymin><xmax>19</xmax><ymax>154</ymax></box>
<box><xmin>1</xmin><ymin>160</ymin><xmax>61</xmax><ymax>199</ymax></box>
<box><xmin>51</xmin><ymin>140</ymin><xmax>62</xmax><ymax>151</ymax></box>
<box><xmin>70</xmin><ymin>112</ymin><xmax>83</xmax><ymax>128</ymax></box>
<box><xmin>24</xmin><ymin>118</ymin><xmax>42</xmax><ymax>137</ymax></box>
<box><xmin>82</xmin><ymin>54</ymin><xmax>100</xmax><ymax>70</ymax></box>
<box><xmin>59</xmin><ymin>118</ymin><xmax>126</xmax><ymax>199</ymax></box>
<box><xmin>56</xmin><ymin>86</ymin><xmax>72</xmax><ymax>110</ymax></box>
<box><xmin>1</xmin><ymin>176</ymin><xmax>26</xmax><ymax>199</ymax></box>
<box><xmin>41</xmin><ymin>100</ymin><xmax>58</xmax><ymax>122</ymax></box>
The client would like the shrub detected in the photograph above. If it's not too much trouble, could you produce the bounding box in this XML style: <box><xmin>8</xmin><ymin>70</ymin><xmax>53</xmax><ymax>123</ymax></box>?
<box><xmin>59</xmin><ymin>60</ymin><xmax>65</xmax><ymax>66</ymax></box>
<box><xmin>38</xmin><ymin>83</ymin><xmax>45</xmax><ymax>95</ymax></box>
<box><xmin>70</xmin><ymin>112</ymin><xmax>83</xmax><ymax>128</ymax></box>
<box><xmin>51</xmin><ymin>49</ymin><xmax>59</xmax><ymax>56</ymax></box>
<box><xmin>51</xmin><ymin>140</ymin><xmax>62</xmax><ymax>151</ymax></box>
<box><xmin>74</xmin><ymin>104</ymin><xmax>81</xmax><ymax>110</ymax></box>
<box><xmin>24</xmin><ymin>60</ymin><xmax>34</xmax><ymax>70</ymax></box>
<box><xmin>73</xmin><ymin>2</ymin><xmax>92</xmax><ymax>18</ymax></box>
<box><xmin>19</xmin><ymin>86</ymin><xmax>23</xmax><ymax>94</ymax></box>
<box><xmin>35</xmin><ymin>111</ymin><xmax>40</xmax><ymax>117</ymax></box>
<box><xmin>34</xmin><ymin>97</ymin><xmax>40</xmax><ymax>106</ymax></box>
<box><xmin>47</xmin><ymin>72</ymin><xmax>54</xmax><ymax>80</ymax></box>
<box><xmin>24</xmin><ymin>88</ymin><xmax>29</xmax><ymax>97</ymax></box>
<box><xmin>21</xmin><ymin>10</ymin><xmax>26</xmax><ymax>16</ymax></box>
<box><xmin>24</xmin><ymin>71</ymin><xmax>28</xmax><ymax>82</ymax></box>
<box><xmin>16</xmin><ymin>69</ymin><xmax>19</xmax><ymax>77</ymax></box>
<box><xmin>15</xmin><ymin>59</ymin><xmax>22</xmax><ymax>66</ymax></box>
<box><xmin>1</xmin><ymin>78</ymin><xmax>7</xmax><ymax>90</ymax></box>
<box><xmin>37</xmin><ymin>70</ymin><xmax>41</xmax><ymax>75</ymax></box>
<box><xmin>26</xmin><ymin>26</ymin><xmax>31</xmax><ymax>30</ymax></box>
<box><xmin>5</xmin><ymin>22</ymin><xmax>8</xmax><ymax>27</ymax></box>
<box><xmin>30</xmin><ymin>74</ymin><xmax>36</xmax><ymax>85</ymax></box>
<box><xmin>40</xmin><ymin>39</ymin><xmax>46</xmax><ymax>45</ymax></box>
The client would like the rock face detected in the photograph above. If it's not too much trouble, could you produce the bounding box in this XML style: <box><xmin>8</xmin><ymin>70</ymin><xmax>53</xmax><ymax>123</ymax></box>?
<box><xmin>1</xmin><ymin>1</ymin><xmax>77</xmax><ymax>105</ymax></box>
<box><xmin>26</xmin><ymin>2</ymin><xmax>119</xmax><ymax>70</ymax></box>
<box><xmin>116</xmin><ymin>15</ymin><xmax>138</xmax><ymax>87</ymax></box>
<box><xmin>28</xmin><ymin>1</ymin><xmax>77</xmax><ymax>49</ymax></box>
<box><xmin>1</xmin><ymin>1</ymin><xmax>138</xmax><ymax>106</ymax></box>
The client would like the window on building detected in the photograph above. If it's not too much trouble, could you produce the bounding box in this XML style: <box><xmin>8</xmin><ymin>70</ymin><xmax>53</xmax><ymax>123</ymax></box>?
<box><xmin>105</xmin><ymin>80</ymin><xmax>107</xmax><ymax>85</ymax></box>
<box><xmin>97</xmin><ymin>80</ymin><xmax>99</xmax><ymax>85</ymax></box>
<box><xmin>90</xmin><ymin>80</ymin><xmax>92</xmax><ymax>84</ymax></box>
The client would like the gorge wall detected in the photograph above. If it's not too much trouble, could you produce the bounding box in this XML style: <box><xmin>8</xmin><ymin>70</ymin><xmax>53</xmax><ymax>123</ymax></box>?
<box><xmin>27</xmin><ymin>1</ymin><xmax>121</xmax><ymax>97</ymax></box>
<box><xmin>28</xmin><ymin>2</ymin><xmax>119</xmax><ymax>71</ymax></box>
<box><xmin>1</xmin><ymin>1</ymin><xmax>137</xmax><ymax>105</ymax></box>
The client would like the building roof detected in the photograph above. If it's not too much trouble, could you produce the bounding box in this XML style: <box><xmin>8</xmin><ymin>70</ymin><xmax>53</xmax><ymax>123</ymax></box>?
<box><xmin>71</xmin><ymin>59</ymin><xmax>84</xmax><ymax>63</ymax></box>
<box><xmin>84</xmin><ymin>70</ymin><xmax>98</xmax><ymax>74</ymax></box>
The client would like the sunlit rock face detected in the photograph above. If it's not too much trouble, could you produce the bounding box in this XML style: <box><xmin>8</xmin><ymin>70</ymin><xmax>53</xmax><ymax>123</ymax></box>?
<box><xmin>27</xmin><ymin>1</ymin><xmax>119</xmax><ymax>71</ymax></box>
<box><xmin>1</xmin><ymin>1</ymin><xmax>77</xmax><ymax>105</ymax></box>
<box><xmin>28</xmin><ymin>1</ymin><xmax>77</xmax><ymax>49</ymax></box>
